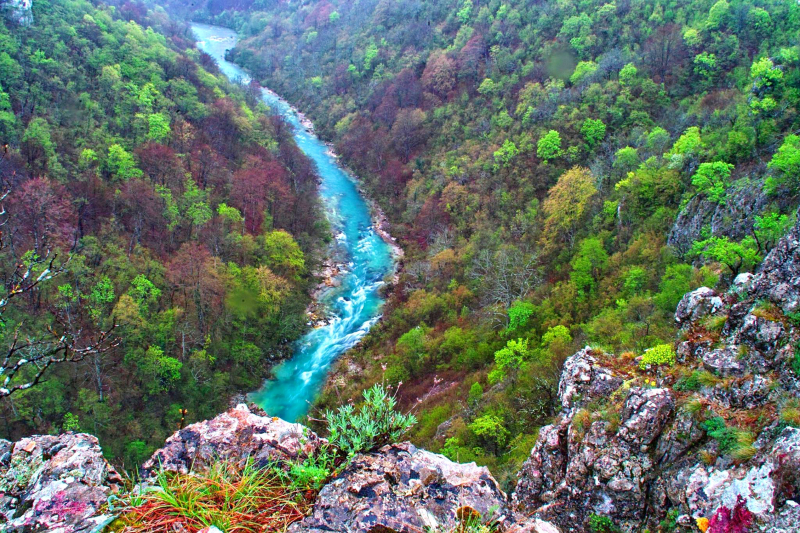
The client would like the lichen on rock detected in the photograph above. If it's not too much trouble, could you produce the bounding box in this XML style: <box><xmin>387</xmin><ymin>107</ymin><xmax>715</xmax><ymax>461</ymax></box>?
<box><xmin>0</xmin><ymin>433</ymin><xmax>122</xmax><ymax>532</ymax></box>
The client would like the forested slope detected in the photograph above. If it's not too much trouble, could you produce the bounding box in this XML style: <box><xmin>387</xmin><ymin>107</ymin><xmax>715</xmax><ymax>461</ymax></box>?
<box><xmin>0</xmin><ymin>0</ymin><xmax>326</xmax><ymax>466</ymax></box>
<box><xmin>171</xmin><ymin>0</ymin><xmax>800</xmax><ymax>484</ymax></box>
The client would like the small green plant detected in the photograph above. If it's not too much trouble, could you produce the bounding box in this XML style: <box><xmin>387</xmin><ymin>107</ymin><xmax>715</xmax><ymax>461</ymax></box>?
<box><xmin>675</xmin><ymin>371</ymin><xmax>702</xmax><ymax>391</ymax></box>
<box><xmin>571</xmin><ymin>409</ymin><xmax>592</xmax><ymax>438</ymax></box>
<box><xmin>703</xmin><ymin>416</ymin><xmax>738</xmax><ymax>451</ymax></box>
<box><xmin>659</xmin><ymin>508</ymin><xmax>679</xmax><ymax>532</ymax></box>
<box><xmin>281</xmin><ymin>445</ymin><xmax>337</xmax><ymax>491</ymax></box>
<box><xmin>780</xmin><ymin>399</ymin><xmax>800</xmax><ymax>428</ymax></box>
<box><xmin>639</xmin><ymin>344</ymin><xmax>676</xmax><ymax>369</ymax></box>
<box><xmin>793</xmin><ymin>345</ymin><xmax>800</xmax><ymax>375</ymax></box>
<box><xmin>703</xmin><ymin>314</ymin><xmax>727</xmax><ymax>332</ymax></box>
<box><xmin>589</xmin><ymin>513</ymin><xmax>619</xmax><ymax>533</ymax></box>
<box><xmin>62</xmin><ymin>412</ymin><xmax>81</xmax><ymax>432</ymax></box>
<box><xmin>703</xmin><ymin>416</ymin><xmax>756</xmax><ymax>460</ymax></box>
<box><xmin>682</xmin><ymin>397</ymin><xmax>705</xmax><ymax>418</ymax></box>
<box><xmin>325</xmin><ymin>384</ymin><xmax>417</xmax><ymax>458</ymax></box>
<box><xmin>785</xmin><ymin>310</ymin><xmax>800</xmax><ymax>326</ymax></box>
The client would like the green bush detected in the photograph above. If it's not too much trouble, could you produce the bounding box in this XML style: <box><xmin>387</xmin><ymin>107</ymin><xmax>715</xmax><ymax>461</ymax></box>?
<box><xmin>325</xmin><ymin>384</ymin><xmax>417</xmax><ymax>458</ymax></box>
<box><xmin>639</xmin><ymin>344</ymin><xmax>676</xmax><ymax>369</ymax></box>
<box><xmin>589</xmin><ymin>513</ymin><xmax>619</xmax><ymax>533</ymax></box>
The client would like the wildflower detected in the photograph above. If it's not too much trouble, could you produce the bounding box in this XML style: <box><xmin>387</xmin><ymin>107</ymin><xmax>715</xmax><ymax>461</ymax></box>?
<box><xmin>696</xmin><ymin>517</ymin><xmax>709</xmax><ymax>532</ymax></box>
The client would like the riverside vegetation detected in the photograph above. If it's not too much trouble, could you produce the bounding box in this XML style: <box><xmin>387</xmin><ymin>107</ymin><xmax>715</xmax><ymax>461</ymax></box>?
<box><xmin>0</xmin><ymin>0</ymin><xmax>329</xmax><ymax>466</ymax></box>
<box><xmin>168</xmin><ymin>0</ymin><xmax>800</xmax><ymax>485</ymax></box>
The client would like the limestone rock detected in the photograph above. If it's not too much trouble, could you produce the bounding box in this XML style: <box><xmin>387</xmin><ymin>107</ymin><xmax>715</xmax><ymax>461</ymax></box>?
<box><xmin>142</xmin><ymin>404</ymin><xmax>323</xmax><ymax>476</ymax></box>
<box><xmin>557</xmin><ymin>347</ymin><xmax>624</xmax><ymax>413</ymax></box>
<box><xmin>675</xmin><ymin>287</ymin><xmax>724</xmax><ymax>327</ymax></box>
<box><xmin>0</xmin><ymin>433</ymin><xmax>122</xmax><ymax>532</ymax></box>
<box><xmin>289</xmin><ymin>442</ymin><xmax>507</xmax><ymax>533</ymax></box>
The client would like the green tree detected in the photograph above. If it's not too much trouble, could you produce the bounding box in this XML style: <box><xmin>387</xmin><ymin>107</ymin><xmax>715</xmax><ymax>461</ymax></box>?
<box><xmin>477</xmin><ymin>78</ymin><xmax>496</xmax><ymax>96</ymax></box>
<box><xmin>655</xmin><ymin>264</ymin><xmax>694</xmax><ymax>312</ymax></box>
<box><xmin>570</xmin><ymin>61</ymin><xmax>598</xmax><ymax>85</ymax></box>
<box><xmin>537</xmin><ymin>130</ymin><xmax>563</xmax><ymax>161</ymax></box>
<box><xmin>140</xmin><ymin>346</ymin><xmax>183</xmax><ymax>394</ymax></box>
<box><xmin>469</xmin><ymin>414</ymin><xmax>509</xmax><ymax>453</ymax></box>
<box><xmin>146</xmin><ymin>112</ymin><xmax>171</xmax><ymax>143</ymax></box>
<box><xmin>541</xmin><ymin>325</ymin><xmax>572</xmax><ymax>358</ymax></box>
<box><xmin>261</xmin><ymin>230</ymin><xmax>305</xmax><ymax>277</ymax></box>
<box><xmin>693</xmin><ymin>53</ymin><xmax>718</xmax><ymax>84</ymax></box>
<box><xmin>488</xmin><ymin>338</ymin><xmax>531</xmax><ymax>384</ymax></box>
<box><xmin>457</xmin><ymin>0</ymin><xmax>473</xmax><ymax>24</ymax></box>
<box><xmin>706</xmin><ymin>0</ymin><xmax>730</xmax><ymax>30</ymax></box>
<box><xmin>691</xmin><ymin>161</ymin><xmax>734</xmax><ymax>204</ymax></box>
<box><xmin>107</xmin><ymin>144</ymin><xmax>143</xmax><ymax>181</ymax></box>
<box><xmin>363</xmin><ymin>43</ymin><xmax>379</xmax><ymax>71</ymax></box>
<box><xmin>613</xmin><ymin>146</ymin><xmax>639</xmax><ymax>175</ymax></box>
<box><xmin>467</xmin><ymin>382</ymin><xmax>483</xmax><ymax>407</ymax></box>
<box><xmin>494</xmin><ymin>139</ymin><xmax>519</xmax><ymax>169</ymax></box>
<box><xmin>753</xmin><ymin>211</ymin><xmax>793</xmax><ymax>253</ymax></box>
<box><xmin>691</xmin><ymin>236</ymin><xmax>760</xmax><ymax>276</ymax></box>
<box><xmin>507</xmin><ymin>300</ymin><xmax>535</xmax><ymax>332</ymax></box>
<box><xmin>570</xmin><ymin>237</ymin><xmax>608</xmax><ymax>297</ymax></box>
<box><xmin>581</xmin><ymin>118</ymin><xmax>606</xmax><ymax>148</ymax></box>
<box><xmin>666</xmin><ymin>126</ymin><xmax>703</xmax><ymax>169</ymax></box>
<box><xmin>21</xmin><ymin>117</ymin><xmax>56</xmax><ymax>172</ymax></box>
<box><xmin>766</xmin><ymin>135</ymin><xmax>800</xmax><ymax>194</ymax></box>
<box><xmin>619</xmin><ymin>62</ymin><xmax>638</xmax><ymax>86</ymax></box>
<box><xmin>541</xmin><ymin>167</ymin><xmax>598</xmax><ymax>249</ymax></box>
<box><xmin>89</xmin><ymin>276</ymin><xmax>115</xmax><ymax>322</ymax></box>
<box><xmin>751</xmin><ymin>57</ymin><xmax>784</xmax><ymax>90</ymax></box>
<box><xmin>624</xmin><ymin>267</ymin><xmax>648</xmax><ymax>295</ymax></box>
<box><xmin>129</xmin><ymin>275</ymin><xmax>161</xmax><ymax>312</ymax></box>
<box><xmin>62</xmin><ymin>412</ymin><xmax>81</xmax><ymax>432</ymax></box>
<box><xmin>397</xmin><ymin>325</ymin><xmax>430</xmax><ymax>376</ymax></box>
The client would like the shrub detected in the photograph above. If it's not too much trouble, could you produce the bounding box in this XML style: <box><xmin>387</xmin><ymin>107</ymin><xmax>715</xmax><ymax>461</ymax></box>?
<box><xmin>284</xmin><ymin>448</ymin><xmax>335</xmax><ymax>491</ymax></box>
<box><xmin>639</xmin><ymin>344</ymin><xmax>676</xmax><ymax>369</ymax></box>
<box><xmin>703</xmin><ymin>417</ymin><xmax>755</xmax><ymax>460</ymax></box>
<box><xmin>675</xmin><ymin>371</ymin><xmax>702</xmax><ymax>391</ymax></box>
<box><xmin>324</xmin><ymin>384</ymin><xmax>417</xmax><ymax>458</ymax></box>
<box><xmin>589</xmin><ymin>513</ymin><xmax>619</xmax><ymax>533</ymax></box>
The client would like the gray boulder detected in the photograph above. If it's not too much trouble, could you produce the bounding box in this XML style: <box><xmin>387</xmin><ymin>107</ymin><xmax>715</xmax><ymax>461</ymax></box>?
<box><xmin>0</xmin><ymin>433</ymin><xmax>122</xmax><ymax>532</ymax></box>
<box><xmin>289</xmin><ymin>442</ymin><xmax>508</xmax><ymax>532</ymax></box>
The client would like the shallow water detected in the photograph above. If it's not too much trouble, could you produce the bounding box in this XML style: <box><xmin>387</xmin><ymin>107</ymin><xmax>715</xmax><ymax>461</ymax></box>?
<box><xmin>192</xmin><ymin>23</ymin><xmax>395</xmax><ymax>421</ymax></box>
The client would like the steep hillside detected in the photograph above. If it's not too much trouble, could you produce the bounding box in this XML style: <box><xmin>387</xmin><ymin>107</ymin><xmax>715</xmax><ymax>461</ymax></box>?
<box><xmin>0</xmin><ymin>0</ymin><xmax>327</xmax><ymax>465</ymax></box>
<box><xmin>166</xmin><ymin>0</ymin><xmax>800</xmax><ymax>482</ymax></box>
<box><xmin>5</xmin><ymin>208</ymin><xmax>800</xmax><ymax>531</ymax></box>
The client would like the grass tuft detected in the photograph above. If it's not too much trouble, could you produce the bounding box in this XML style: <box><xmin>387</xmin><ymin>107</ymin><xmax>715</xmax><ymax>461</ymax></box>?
<box><xmin>117</xmin><ymin>460</ymin><xmax>313</xmax><ymax>533</ymax></box>
<box><xmin>780</xmin><ymin>399</ymin><xmax>800</xmax><ymax>428</ymax></box>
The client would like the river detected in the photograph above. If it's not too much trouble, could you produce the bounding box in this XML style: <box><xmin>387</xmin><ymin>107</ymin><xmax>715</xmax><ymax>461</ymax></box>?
<box><xmin>191</xmin><ymin>23</ymin><xmax>396</xmax><ymax>422</ymax></box>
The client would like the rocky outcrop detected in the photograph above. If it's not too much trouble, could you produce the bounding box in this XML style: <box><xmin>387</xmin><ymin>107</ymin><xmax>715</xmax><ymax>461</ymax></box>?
<box><xmin>0</xmin><ymin>433</ymin><xmax>122</xmax><ymax>532</ymax></box>
<box><xmin>1</xmin><ymin>0</ymin><xmax>33</xmax><ymax>25</ymax></box>
<box><xmin>142</xmin><ymin>403</ymin><xmax>324</xmax><ymax>476</ymax></box>
<box><xmin>667</xmin><ymin>179</ymin><xmax>774</xmax><ymax>255</ymax></box>
<box><xmin>512</xmin><ymin>380</ymin><xmax>676</xmax><ymax>531</ymax></box>
<box><xmin>513</xmin><ymin>215</ymin><xmax>800</xmax><ymax>531</ymax></box>
<box><xmin>289</xmin><ymin>442</ymin><xmax>508</xmax><ymax>532</ymax></box>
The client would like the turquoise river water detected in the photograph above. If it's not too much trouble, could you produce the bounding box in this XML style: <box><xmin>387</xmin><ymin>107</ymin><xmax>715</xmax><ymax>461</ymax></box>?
<box><xmin>192</xmin><ymin>23</ymin><xmax>395</xmax><ymax>421</ymax></box>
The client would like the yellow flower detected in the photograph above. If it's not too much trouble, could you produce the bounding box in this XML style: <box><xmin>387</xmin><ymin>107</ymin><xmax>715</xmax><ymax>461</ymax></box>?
<box><xmin>696</xmin><ymin>517</ymin><xmax>710</xmax><ymax>532</ymax></box>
